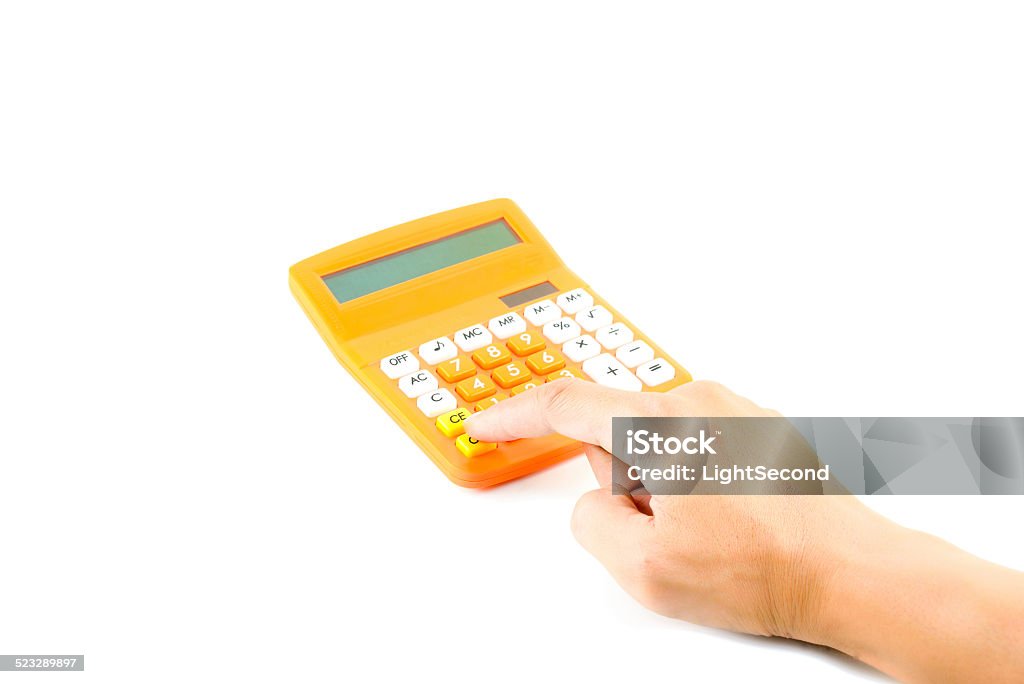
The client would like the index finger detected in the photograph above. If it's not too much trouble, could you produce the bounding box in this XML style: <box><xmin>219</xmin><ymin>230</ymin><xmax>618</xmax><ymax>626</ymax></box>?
<box><xmin>462</xmin><ymin>378</ymin><xmax>671</xmax><ymax>451</ymax></box>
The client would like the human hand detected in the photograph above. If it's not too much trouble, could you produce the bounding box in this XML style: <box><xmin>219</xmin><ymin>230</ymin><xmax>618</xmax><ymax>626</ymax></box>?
<box><xmin>463</xmin><ymin>378</ymin><xmax>866</xmax><ymax>639</ymax></box>
<box><xmin>462</xmin><ymin>379</ymin><xmax>1024</xmax><ymax>683</ymax></box>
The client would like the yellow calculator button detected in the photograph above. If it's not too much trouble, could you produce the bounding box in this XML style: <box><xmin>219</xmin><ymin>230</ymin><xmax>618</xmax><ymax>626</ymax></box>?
<box><xmin>510</xmin><ymin>381</ymin><xmax>540</xmax><ymax>397</ymax></box>
<box><xmin>507</xmin><ymin>331</ymin><xmax>545</xmax><ymax>356</ymax></box>
<box><xmin>437</xmin><ymin>356</ymin><xmax>474</xmax><ymax>383</ymax></box>
<box><xmin>492</xmin><ymin>361</ymin><xmax>531</xmax><ymax>389</ymax></box>
<box><xmin>471</xmin><ymin>344</ymin><xmax>512</xmax><ymax>370</ymax></box>
<box><xmin>455</xmin><ymin>374</ymin><xmax>497</xmax><ymax>402</ymax></box>
<box><xmin>456</xmin><ymin>433</ymin><xmax>498</xmax><ymax>458</ymax></box>
<box><xmin>525</xmin><ymin>349</ymin><xmax>565</xmax><ymax>376</ymax></box>
<box><xmin>435</xmin><ymin>407</ymin><xmax>471</xmax><ymax>438</ymax></box>
<box><xmin>546</xmin><ymin>367</ymin><xmax>584</xmax><ymax>382</ymax></box>
<box><xmin>474</xmin><ymin>394</ymin><xmax>506</xmax><ymax>412</ymax></box>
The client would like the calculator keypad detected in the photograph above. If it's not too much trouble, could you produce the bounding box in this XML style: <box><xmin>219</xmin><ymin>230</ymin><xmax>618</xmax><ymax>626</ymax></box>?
<box><xmin>380</xmin><ymin>350</ymin><xmax>418</xmax><ymax>379</ymax></box>
<box><xmin>419</xmin><ymin>337</ymin><xmax>458</xmax><ymax>365</ymax></box>
<box><xmin>523</xmin><ymin>299</ymin><xmax>560</xmax><ymax>326</ymax></box>
<box><xmin>379</xmin><ymin>288</ymin><xmax>682</xmax><ymax>459</ymax></box>
<box><xmin>542</xmin><ymin>317</ymin><xmax>581</xmax><ymax>344</ymax></box>
<box><xmin>455</xmin><ymin>374</ymin><xmax>497</xmax><ymax>402</ymax></box>
<box><xmin>488</xmin><ymin>312</ymin><xmax>527</xmax><ymax>339</ymax></box>
<box><xmin>453</xmin><ymin>324</ymin><xmax>493</xmax><ymax>352</ymax></box>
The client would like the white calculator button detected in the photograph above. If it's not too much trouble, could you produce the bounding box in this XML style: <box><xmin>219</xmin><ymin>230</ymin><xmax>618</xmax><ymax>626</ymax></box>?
<box><xmin>595</xmin><ymin>323</ymin><xmax>634</xmax><ymax>350</ymax></box>
<box><xmin>636</xmin><ymin>358</ymin><xmax>676</xmax><ymax>387</ymax></box>
<box><xmin>556</xmin><ymin>288</ymin><xmax>594</xmax><ymax>315</ymax></box>
<box><xmin>488</xmin><ymin>312</ymin><xmax>527</xmax><ymax>339</ymax></box>
<box><xmin>380</xmin><ymin>350</ymin><xmax>419</xmax><ymax>379</ymax></box>
<box><xmin>419</xmin><ymin>337</ymin><xmax>457</xmax><ymax>365</ymax></box>
<box><xmin>453</xmin><ymin>324</ymin><xmax>493</xmax><ymax>352</ymax></box>
<box><xmin>523</xmin><ymin>299</ymin><xmax>561</xmax><ymax>326</ymax></box>
<box><xmin>398</xmin><ymin>369</ymin><xmax>438</xmax><ymax>398</ymax></box>
<box><xmin>575</xmin><ymin>305</ymin><xmax>613</xmax><ymax>332</ymax></box>
<box><xmin>582</xmin><ymin>354</ymin><xmax>642</xmax><ymax>392</ymax></box>
<box><xmin>416</xmin><ymin>388</ymin><xmax>457</xmax><ymax>417</ymax></box>
<box><xmin>542</xmin><ymin>317</ymin><xmax>581</xmax><ymax>345</ymax></box>
<box><xmin>616</xmin><ymin>340</ymin><xmax>655</xmax><ymax>368</ymax></box>
<box><xmin>562</xmin><ymin>334</ymin><xmax>601</xmax><ymax>363</ymax></box>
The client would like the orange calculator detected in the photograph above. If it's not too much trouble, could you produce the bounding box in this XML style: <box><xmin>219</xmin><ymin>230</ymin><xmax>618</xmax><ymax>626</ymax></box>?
<box><xmin>289</xmin><ymin>199</ymin><xmax>691</xmax><ymax>487</ymax></box>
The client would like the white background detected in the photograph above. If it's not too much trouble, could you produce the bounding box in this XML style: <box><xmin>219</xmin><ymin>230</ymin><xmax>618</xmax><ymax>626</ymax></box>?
<box><xmin>2</xmin><ymin>2</ymin><xmax>1022</xmax><ymax>682</ymax></box>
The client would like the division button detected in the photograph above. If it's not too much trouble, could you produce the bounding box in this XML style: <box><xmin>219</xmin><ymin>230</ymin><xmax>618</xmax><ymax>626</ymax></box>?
<box><xmin>595</xmin><ymin>324</ymin><xmax>634</xmax><ymax>350</ymax></box>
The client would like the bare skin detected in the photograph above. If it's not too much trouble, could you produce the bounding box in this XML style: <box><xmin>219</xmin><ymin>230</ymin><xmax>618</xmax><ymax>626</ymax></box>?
<box><xmin>463</xmin><ymin>379</ymin><xmax>1024</xmax><ymax>683</ymax></box>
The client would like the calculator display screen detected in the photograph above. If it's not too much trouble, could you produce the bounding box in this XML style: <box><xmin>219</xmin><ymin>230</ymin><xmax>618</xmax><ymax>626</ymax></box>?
<box><xmin>323</xmin><ymin>219</ymin><xmax>521</xmax><ymax>304</ymax></box>
<box><xmin>499</xmin><ymin>281</ymin><xmax>558</xmax><ymax>307</ymax></box>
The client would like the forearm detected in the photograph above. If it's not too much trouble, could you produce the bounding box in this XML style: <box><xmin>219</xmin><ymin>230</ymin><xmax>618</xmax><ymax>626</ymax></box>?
<box><xmin>812</xmin><ymin>516</ymin><xmax>1024</xmax><ymax>682</ymax></box>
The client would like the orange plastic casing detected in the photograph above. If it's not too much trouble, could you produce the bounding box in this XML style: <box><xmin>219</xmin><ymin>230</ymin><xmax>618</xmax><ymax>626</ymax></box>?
<box><xmin>289</xmin><ymin>199</ymin><xmax>691</xmax><ymax>487</ymax></box>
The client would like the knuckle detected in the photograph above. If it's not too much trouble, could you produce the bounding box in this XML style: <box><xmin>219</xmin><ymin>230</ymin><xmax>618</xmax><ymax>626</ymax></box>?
<box><xmin>684</xmin><ymin>379</ymin><xmax>728</xmax><ymax>402</ymax></box>
<box><xmin>627</xmin><ymin>544</ymin><xmax>671</xmax><ymax>611</ymax></box>
<box><xmin>541</xmin><ymin>377</ymin><xmax>579</xmax><ymax>414</ymax></box>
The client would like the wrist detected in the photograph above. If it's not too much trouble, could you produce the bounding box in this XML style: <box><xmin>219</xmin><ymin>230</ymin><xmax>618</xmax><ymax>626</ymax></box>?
<box><xmin>803</xmin><ymin>506</ymin><xmax>1024</xmax><ymax>682</ymax></box>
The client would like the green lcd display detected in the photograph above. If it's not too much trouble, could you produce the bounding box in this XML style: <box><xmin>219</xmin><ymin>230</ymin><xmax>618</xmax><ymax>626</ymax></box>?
<box><xmin>323</xmin><ymin>219</ymin><xmax>521</xmax><ymax>304</ymax></box>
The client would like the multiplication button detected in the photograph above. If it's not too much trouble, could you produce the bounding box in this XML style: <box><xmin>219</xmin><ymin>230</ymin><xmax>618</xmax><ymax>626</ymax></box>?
<box><xmin>380</xmin><ymin>350</ymin><xmax>418</xmax><ymax>379</ymax></box>
<box><xmin>562</xmin><ymin>334</ymin><xmax>600</xmax><ymax>362</ymax></box>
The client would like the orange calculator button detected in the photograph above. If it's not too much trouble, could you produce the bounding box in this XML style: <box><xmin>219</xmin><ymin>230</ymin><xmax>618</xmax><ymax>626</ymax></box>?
<box><xmin>455</xmin><ymin>374</ymin><xmax>497</xmax><ymax>402</ymax></box>
<box><xmin>526</xmin><ymin>349</ymin><xmax>565</xmax><ymax>376</ymax></box>
<box><xmin>471</xmin><ymin>344</ymin><xmax>512</xmax><ymax>370</ymax></box>
<box><xmin>456</xmin><ymin>433</ymin><xmax>497</xmax><ymax>458</ymax></box>
<box><xmin>546</xmin><ymin>367</ymin><xmax>583</xmax><ymax>382</ymax></box>
<box><xmin>437</xmin><ymin>356</ymin><xmax>474</xmax><ymax>383</ymax></box>
<box><xmin>435</xmin><ymin>407</ymin><xmax>471</xmax><ymax>438</ymax></box>
<box><xmin>474</xmin><ymin>394</ymin><xmax>506</xmax><ymax>412</ymax></box>
<box><xmin>492</xmin><ymin>361</ymin><xmax>531</xmax><ymax>389</ymax></box>
<box><xmin>507</xmin><ymin>331</ymin><xmax>545</xmax><ymax>356</ymax></box>
<box><xmin>510</xmin><ymin>381</ymin><xmax>540</xmax><ymax>397</ymax></box>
